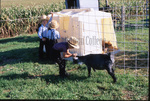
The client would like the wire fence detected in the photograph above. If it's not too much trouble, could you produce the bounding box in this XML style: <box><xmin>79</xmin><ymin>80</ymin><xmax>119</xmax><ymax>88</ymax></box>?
<box><xmin>107</xmin><ymin>5</ymin><xmax>149</xmax><ymax>77</ymax></box>
<box><xmin>0</xmin><ymin>4</ymin><xmax>149</xmax><ymax>77</ymax></box>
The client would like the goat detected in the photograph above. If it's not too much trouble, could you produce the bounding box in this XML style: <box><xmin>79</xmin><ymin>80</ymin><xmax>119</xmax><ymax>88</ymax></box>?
<box><xmin>74</xmin><ymin>50</ymin><xmax>120</xmax><ymax>83</ymax></box>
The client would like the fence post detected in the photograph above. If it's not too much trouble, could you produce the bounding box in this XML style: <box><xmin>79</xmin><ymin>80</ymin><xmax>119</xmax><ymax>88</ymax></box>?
<box><xmin>146</xmin><ymin>0</ymin><xmax>149</xmax><ymax>27</ymax></box>
<box><xmin>121</xmin><ymin>6</ymin><xmax>125</xmax><ymax>31</ymax></box>
<box><xmin>114</xmin><ymin>7</ymin><xmax>117</xmax><ymax>29</ymax></box>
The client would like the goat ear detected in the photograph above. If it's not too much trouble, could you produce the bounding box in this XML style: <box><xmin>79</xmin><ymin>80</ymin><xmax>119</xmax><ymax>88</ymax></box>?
<box><xmin>77</xmin><ymin>56</ymin><xmax>85</xmax><ymax>60</ymax></box>
<box><xmin>76</xmin><ymin>56</ymin><xmax>81</xmax><ymax>59</ymax></box>
<box><xmin>76</xmin><ymin>56</ymin><xmax>80</xmax><ymax>58</ymax></box>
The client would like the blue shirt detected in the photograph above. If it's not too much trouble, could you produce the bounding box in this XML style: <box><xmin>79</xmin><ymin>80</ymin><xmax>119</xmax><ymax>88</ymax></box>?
<box><xmin>38</xmin><ymin>17</ymin><xmax>52</xmax><ymax>39</ymax></box>
<box><xmin>53</xmin><ymin>42</ymin><xmax>68</xmax><ymax>52</ymax></box>
<box><xmin>46</xmin><ymin>29</ymin><xmax>60</xmax><ymax>40</ymax></box>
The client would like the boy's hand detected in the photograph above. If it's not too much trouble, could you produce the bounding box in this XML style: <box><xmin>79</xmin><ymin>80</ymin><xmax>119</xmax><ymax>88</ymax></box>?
<box><xmin>50</xmin><ymin>11</ymin><xmax>53</xmax><ymax>14</ymax></box>
<box><xmin>72</xmin><ymin>53</ymin><xmax>77</xmax><ymax>57</ymax></box>
<box><xmin>42</xmin><ymin>38</ymin><xmax>46</xmax><ymax>41</ymax></box>
<box><xmin>50</xmin><ymin>11</ymin><xmax>53</xmax><ymax>17</ymax></box>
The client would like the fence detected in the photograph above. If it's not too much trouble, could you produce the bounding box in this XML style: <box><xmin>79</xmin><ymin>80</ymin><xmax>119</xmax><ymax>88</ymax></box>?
<box><xmin>0</xmin><ymin>4</ymin><xmax>149</xmax><ymax>77</ymax></box>
<box><xmin>100</xmin><ymin>5</ymin><xmax>149</xmax><ymax>77</ymax></box>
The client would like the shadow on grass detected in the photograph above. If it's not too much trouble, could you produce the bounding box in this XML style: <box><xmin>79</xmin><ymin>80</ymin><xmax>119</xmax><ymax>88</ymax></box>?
<box><xmin>0</xmin><ymin>35</ymin><xmax>60</xmax><ymax>66</ymax></box>
<box><xmin>0</xmin><ymin>72</ymin><xmax>88</xmax><ymax>84</ymax></box>
<box><xmin>115</xmin><ymin>51</ymin><xmax>148</xmax><ymax>69</ymax></box>
<box><xmin>0</xmin><ymin>47</ymin><xmax>55</xmax><ymax>66</ymax></box>
<box><xmin>0</xmin><ymin>35</ymin><xmax>39</xmax><ymax>44</ymax></box>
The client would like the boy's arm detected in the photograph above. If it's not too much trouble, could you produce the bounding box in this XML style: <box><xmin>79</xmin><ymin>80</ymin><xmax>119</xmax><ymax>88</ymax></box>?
<box><xmin>57</xmin><ymin>31</ymin><xmax>60</xmax><ymax>39</ymax></box>
<box><xmin>46</xmin><ymin>12</ymin><xmax>53</xmax><ymax>28</ymax></box>
<box><xmin>38</xmin><ymin>27</ymin><xmax>43</xmax><ymax>39</ymax></box>
<box><xmin>63</xmin><ymin>49</ymin><xmax>77</xmax><ymax>58</ymax></box>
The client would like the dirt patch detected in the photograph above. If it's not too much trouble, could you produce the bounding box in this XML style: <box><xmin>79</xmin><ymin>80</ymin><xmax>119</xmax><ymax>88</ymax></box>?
<box><xmin>67</xmin><ymin>66</ymin><xmax>81</xmax><ymax>72</ymax></box>
<box><xmin>114</xmin><ymin>51</ymin><xmax>148</xmax><ymax>68</ymax></box>
<box><xmin>122</xmin><ymin>90</ymin><xmax>135</xmax><ymax>100</ymax></box>
<box><xmin>0</xmin><ymin>66</ymin><xmax>4</xmax><ymax>69</ymax></box>
<box><xmin>122</xmin><ymin>90</ymin><xmax>148</xmax><ymax>100</ymax></box>
<box><xmin>0</xmin><ymin>66</ymin><xmax>5</xmax><ymax>74</ymax></box>
<box><xmin>2</xmin><ymin>90</ymin><xmax>11</xmax><ymax>93</ymax></box>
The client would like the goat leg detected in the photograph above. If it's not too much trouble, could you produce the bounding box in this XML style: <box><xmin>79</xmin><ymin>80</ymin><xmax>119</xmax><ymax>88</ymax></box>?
<box><xmin>92</xmin><ymin>67</ymin><xmax>96</xmax><ymax>72</ymax></box>
<box><xmin>106</xmin><ymin>67</ymin><xmax>117</xmax><ymax>83</ymax></box>
<box><xmin>87</xmin><ymin>66</ymin><xmax>91</xmax><ymax>77</ymax></box>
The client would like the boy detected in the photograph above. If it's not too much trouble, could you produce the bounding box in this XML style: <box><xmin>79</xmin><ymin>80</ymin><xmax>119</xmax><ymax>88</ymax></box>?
<box><xmin>46</xmin><ymin>20</ymin><xmax>60</xmax><ymax>60</ymax></box>
<box><xmin>51</xmin><ymin>36</ymin><xmax>79</xmax><ymax>77</ymax></box>
<box><xmin>38</xmin><ymin>12</ymin><xmax>53</xmax><ymax>59</ymax></box>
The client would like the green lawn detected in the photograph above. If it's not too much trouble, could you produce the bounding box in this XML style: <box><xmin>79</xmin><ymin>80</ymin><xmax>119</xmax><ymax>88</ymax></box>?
<box><xmin>0</xmin><ymin>31</ymin><xmax>149</xmax><ymax>100</ymax></box>
<box><xmin>0</xmin><ymin>0</ymin><xmax>149</xmax><ymax>99</ymax></box>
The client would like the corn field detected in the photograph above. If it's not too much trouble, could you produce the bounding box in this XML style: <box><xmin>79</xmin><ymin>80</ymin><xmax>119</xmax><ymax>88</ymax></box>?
<box><xmin>0</xmin><ymin>2</ymin><xmax>65</xmax><ymax>38</ymax></box>
<box><xmin>100</xmin><ymin>0</ymin><xmax>147</xmax><ymax>7</ymax></box>
<box><xmin>100</xmin><ymin>0</ymin><xmax>148</xmax><ymax>19</ymax></box>
<box><xmin>0</xmin><ymin>0</ymin><xmax>149</xmax><ymax>38</ymax></box>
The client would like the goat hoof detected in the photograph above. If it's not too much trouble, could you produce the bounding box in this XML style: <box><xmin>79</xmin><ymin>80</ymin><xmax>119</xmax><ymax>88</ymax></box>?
<box><xmin>113</xmin><ymin>79</ymin><xmax>117</xmax><ymax>83</ymax></box>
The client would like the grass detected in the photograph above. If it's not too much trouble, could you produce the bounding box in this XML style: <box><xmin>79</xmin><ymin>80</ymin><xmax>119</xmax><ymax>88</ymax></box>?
<box><xmin>0</xmin><ymin>27</ymin><xmax>149</xmax><ymax>99</ymax></box>
<box><xmin>115</xmin><ymin>26</ymin><xmax>149</xmax><ymax>71</ymax></box>
<box><xmin>116</xmin><ymin>27</ymin><xmax>149</xmax><ymax>51</ymax></box>
<box><xmin>0</xmin><ymin>0</ymin><xmax>149</xmax><ymax>98</ymax></box>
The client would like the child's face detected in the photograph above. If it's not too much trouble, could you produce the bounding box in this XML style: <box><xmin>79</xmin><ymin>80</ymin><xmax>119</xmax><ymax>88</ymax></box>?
<box><xmin>42</xmin><ymin>20</ymin><xmax>48</xmax><ymax>26</ymax></box>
